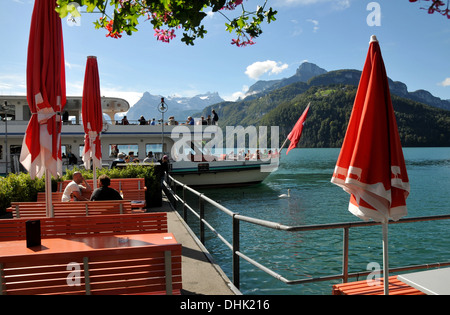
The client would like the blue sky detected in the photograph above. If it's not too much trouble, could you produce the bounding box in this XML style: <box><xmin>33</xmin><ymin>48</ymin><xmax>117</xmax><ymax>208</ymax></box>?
<box><xmin>1</xmin><ymin>0</ymin><xmax>449</xmax><ymax>108</ymax></box>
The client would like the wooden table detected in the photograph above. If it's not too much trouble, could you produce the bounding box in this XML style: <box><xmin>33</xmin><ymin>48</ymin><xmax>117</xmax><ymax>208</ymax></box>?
<box><xmin>0</xmin><ymin>233</ymin><xmax>177</xmax><ymax>256</ymax></box>
<box><xmin>397</xmin><ymin>268</ymin><xmax>450</xmax><ymax>295</ymax></box>
<box><xmin>0</xmin><ymin>233</ymin><xmax>182</xmax><ymax>295</ymax></box>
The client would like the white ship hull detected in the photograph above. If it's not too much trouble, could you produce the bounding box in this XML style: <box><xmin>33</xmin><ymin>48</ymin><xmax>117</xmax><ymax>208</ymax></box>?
<box><xmin>1</xmin><ymin>96</ymin><xmax>278</xmax><ymax>187</ymax></box>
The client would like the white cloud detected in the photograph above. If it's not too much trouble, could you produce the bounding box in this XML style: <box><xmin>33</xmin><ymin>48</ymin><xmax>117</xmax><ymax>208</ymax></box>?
<box><xmin>224</xmin><ymin>85</ymin><xmax>250</xmax><ymax>102</ymax></box>
<box><xmin>307</xmin><ymin>19</ymin><xmax>319</xmax><ymax>32</ymax></box>
<box><xmin>439</xmin><ymin>78</ymin><xmax>450</xmax><ymax>87</ymax></box>
<box><xmin>245</xmin><ymin>60</ymin><xmax>289</xmax><ymax>80</ymax></box>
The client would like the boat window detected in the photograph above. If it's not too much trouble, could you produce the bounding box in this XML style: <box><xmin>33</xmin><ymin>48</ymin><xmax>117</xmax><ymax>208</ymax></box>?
<box><xmin>0</xmin><ymin>145</ymin><xmax>2</xmax><ymax>160</ymax></box>
<box><xmin>145</xmin><ymin>144</ymin><xmax>163</xmax><ymax>154</ymax></box>
<box><xmin>109</xmin><ymin>144</ymin><xmax>138</xmax><ymax>158</ymax></box>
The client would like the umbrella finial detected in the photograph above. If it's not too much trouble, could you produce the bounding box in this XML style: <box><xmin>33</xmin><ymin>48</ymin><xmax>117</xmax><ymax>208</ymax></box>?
<box><xmin>370</xmin><ymin>35</ymin><xmax>378</xmax><ymax>43</ymax></box>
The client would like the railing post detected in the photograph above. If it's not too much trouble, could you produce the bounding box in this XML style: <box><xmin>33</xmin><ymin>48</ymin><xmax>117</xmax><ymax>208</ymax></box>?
<box><xmin>183</xmin><ymin>185</ymin><xmax>187</xmax><ymax>223</ymax></box>
<box><xmin>232</xmin><ymin>213</ymin><xmax>240</xmax><ymax>289</ymax></box>
<box><xmin>199</xmin><ymin>194</ymin><xmax>205</xmax><ymax>245</ymax></box>
<box><xmin>342</xmin><ymin>227</ymin><xmax>349</xmax><ymax>283</ymax></box>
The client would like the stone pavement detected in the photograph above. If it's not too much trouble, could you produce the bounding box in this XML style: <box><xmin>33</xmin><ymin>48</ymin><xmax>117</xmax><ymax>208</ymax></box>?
<box><xmin>149</xmin><ymin>198</ymin><xmax>240</xmax><ymax>295</ymax></box>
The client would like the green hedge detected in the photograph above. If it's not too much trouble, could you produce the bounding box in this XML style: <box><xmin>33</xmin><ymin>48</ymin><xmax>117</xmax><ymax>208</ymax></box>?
<box><xmin>0</xmin><ymin>165</ymin><xmax>161</xmax><ymax>215</ymax></box>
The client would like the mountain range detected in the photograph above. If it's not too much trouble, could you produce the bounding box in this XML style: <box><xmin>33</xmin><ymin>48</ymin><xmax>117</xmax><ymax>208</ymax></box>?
<box><xmin>196</xmin><ymin>62</ymin><xmax>449</xmax><ymax>147</ymax></box>
<box><xmin>126</xmin><ymin>91</ymin><xmax>224</xmax><ymax>123</ymax></box>
<box><xmin>127</xmin><ymin>61</ymin><xmax>449</xmax><ymax>123</ymax></box>
<box><xmin>123</xmin><ymin>62</ymin><xmax>449</xmax><ymax>147</ymax></box>
<box><xmin>242</xmin><ymin>62</ymin><xmax>450</xmax><ymax>111</ymax></box>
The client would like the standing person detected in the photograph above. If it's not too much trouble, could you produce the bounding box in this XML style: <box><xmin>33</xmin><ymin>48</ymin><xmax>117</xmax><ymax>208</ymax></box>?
<box><xmin>62</xmin><ymin>172</ymin><xmax>92</xmax><ymax>201</ymax></box>
<box><xmin>150</xmin><ymin>118</ymin><xmax>156</xmax><ymax>125</ymax></box>
<box><xmin>212</xmin><ymin>109</ymin><xmax>219</xmax><ymax>125</ymax></box>
<box><xmin>90</xmin><ymin>174</ymin><xmax>123</xmax><ymax>201</ymax></box>
<box><xmin>121</xmin><ymin>116</ymin><xmax>129</xmax><ymax>125</ymax></box>
<box><xmin>159</xmin><ymin>155</ymin><xmax>170</xmax><ymax>184</ymax></box>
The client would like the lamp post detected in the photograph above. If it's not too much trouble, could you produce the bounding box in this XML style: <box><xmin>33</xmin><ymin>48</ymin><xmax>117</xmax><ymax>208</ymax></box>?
<box><xmin>157</xmin><ymin>97</ymin><xmax>168</xmax><ymax>157</ymax></box>
<box><xmin>1</xmin><ymin>101</ymin><xmax>9</xmax><ymax>174</ymax></box>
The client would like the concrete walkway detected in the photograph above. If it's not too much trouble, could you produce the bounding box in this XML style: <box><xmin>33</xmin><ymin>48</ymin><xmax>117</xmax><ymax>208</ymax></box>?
<box><xmin>149</xmin><ymin>198</ymin><xmax>240</xmax><ymax>295</ymax></box>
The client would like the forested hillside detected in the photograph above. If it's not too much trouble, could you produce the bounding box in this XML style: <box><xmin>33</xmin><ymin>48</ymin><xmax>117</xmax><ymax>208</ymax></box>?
<box><xmin>203</xmin><ymin>83</ymin><xmax>450</xmax><ymax>148</ymax></box>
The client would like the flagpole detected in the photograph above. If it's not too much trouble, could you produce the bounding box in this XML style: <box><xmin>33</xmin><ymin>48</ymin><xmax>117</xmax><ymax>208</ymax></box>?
<box><xmin>278</xmin><ymin>137</ymin><xmax>290</xmax><ymax>155</ymax></box>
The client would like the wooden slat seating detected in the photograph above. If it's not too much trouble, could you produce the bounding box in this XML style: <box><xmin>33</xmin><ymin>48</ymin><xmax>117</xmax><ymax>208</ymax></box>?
<box><xmin>332</xmin><ymin>276</ymin><xmax>426</xmax><ymax>295</ymax></box>
<box><xmin>57</xmin><ymin>178</ymin><xmax>146</xmax><ymax>193</ymax></box>
<box><xmin>0</xmin><ymin>243</ymin><xmax>182</xmax><ymax>295</ymax></box>
<box><xmin>9</xmin><ymin>200</ymin><xmax>134</xmax><ymax>219</ymax></box>
<box><xmin>37</xmin><ymin>191</ymin><xmax>146</xmax><ymax>212</ymax></box>
<box><xmin>54</xmin><ymin>177</ymin><xmax>147</xmax><ymax>210</ymax></box>
<box><xmin>0</xmin><ymin>212</ymin><xmax>168</xmax><ymax>242</ymax></box>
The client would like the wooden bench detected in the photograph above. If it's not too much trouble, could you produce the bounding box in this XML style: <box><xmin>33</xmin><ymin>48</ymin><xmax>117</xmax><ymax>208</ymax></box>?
<box><xmin>0</xmin><ymin>234</ymin><xmax>182</xmax><ymax>295</ymax></box>
<box><xmin>0</xmin><ymin>212</ymin><xmax>168</xmax><ymax>242</ymax></box>
<box><xmin>55</xmin><ymin>178</ymin><xmax>147</xmax><ymax>210</ymax></box>
<box><xmin>37</xmin><ymin>191</ymin><xmax>147</xmax><ymax>211</ymax></box>
<box><xmin>57</xmin><ymin>178</ymin><xmax>147</xmax><ymax>192</ymax></box>
<box><xmin>9</xmin><ymin>200</ymin><xmax>135</xmax><ymax>219</ymax></box>
<box><xmin>332</xmin><ymin>276</ymin><xmax>426</xmax><ymax>295</ymax></box>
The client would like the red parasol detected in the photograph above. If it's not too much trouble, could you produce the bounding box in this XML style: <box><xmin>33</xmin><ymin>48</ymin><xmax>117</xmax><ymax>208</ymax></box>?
<box><xmin>331</xmin><ymin>36</ymin><xmax>410</xmax><ymax>294</ymax></box>
<box><xmin>82</xmin><ymin>56</ymin><xmax>103</xmax><ymax>189</ymax></box>
<box><xmin>20</xmin><ymin>0</ymin><xmax>66</xmax><ymax>216</ymax></box>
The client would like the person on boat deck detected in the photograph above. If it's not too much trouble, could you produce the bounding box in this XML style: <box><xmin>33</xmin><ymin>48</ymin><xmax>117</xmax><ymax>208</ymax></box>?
<box><xmin>90</xmin><ymin>175</ymin><xmax>123</xmax><ymax>201</ymax></box>
<box><xmin>61</xmin><ymin>172</ymin><xmax>92</xmax><ymax>202</ymax></box>
<box><xmin>150</xmin><ymin>118</ymin><xmax>156</xmax><ymax>125</ymax></box>
<box><xmin>111</xmin><ymin>152</ymin><xmax>126</xmax><ymax>168</ymax></box>
<box><xmin>206</xmin><ymin>115</ymin><xmax>212</xmax><ymax>125</ymax></box>
<box><xmin>121</xmin><ymin>116</ymin><xmax>129</xmax><ymax>125</ymax></box>
<box><xmin>143</xmin><ymin>151</ymin><xmax>156</xmax><ymax>163</ymax></box>
<box><xmin>212</xmin><ymin>109</ymin><xmax>219</xmax><ymax>125</ymax></box>
<box><xmin>138</xmin><ymin>115</ymin><xmax>147</xmax><ymax>125</ymax></box>
<box><xmin>128</xmin><ymin>151</ymin><xmax>139</xmax><ymax>163</ymax></box>
<box><xmin>184</xmin><ymin>116</ymin><xmax>194</xmax><ymax>125</ymax></box>
<box><xmin>168</xmin><ymin>116</ymin><xmax>177</xmax><ymax>125</ymax></box>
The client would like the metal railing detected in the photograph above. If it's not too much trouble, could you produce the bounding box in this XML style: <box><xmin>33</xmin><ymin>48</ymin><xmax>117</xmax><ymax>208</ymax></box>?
<box><xmin>164</xmin><ymin>175</ymin><xmax>450</xmax><ymax>291</ymax></box>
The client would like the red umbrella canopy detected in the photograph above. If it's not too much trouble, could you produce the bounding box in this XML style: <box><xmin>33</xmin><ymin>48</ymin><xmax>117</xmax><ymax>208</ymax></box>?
<box><xmin>20</xmin><ymin>0</ymin><xmax>66</xmax><ymax>179</ymax></box>
<box><xmin>331</xmin><ymin>36</ymin><xmax>410</xmax><ymax>224</ymax></box>
<box><xmin>82</xmin><ymin>56</ymin><xmax>103</xmax><ymax>170</ymax></box>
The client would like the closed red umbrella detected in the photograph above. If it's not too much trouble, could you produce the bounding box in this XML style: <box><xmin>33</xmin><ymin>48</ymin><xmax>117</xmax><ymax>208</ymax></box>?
<box><xmin>331</xmin><ymin>36</ymin><xmax>410</xmax><ymax>294</ymax></box>
<box><xmin>82</xmin><ymin>56</ymin><xmax>103</xmax><ymax>189</ymax></box>
<box><xmin>20</xmin><ymin>0</ymin><xmax>66</xmax><ymax>216</ymax></box>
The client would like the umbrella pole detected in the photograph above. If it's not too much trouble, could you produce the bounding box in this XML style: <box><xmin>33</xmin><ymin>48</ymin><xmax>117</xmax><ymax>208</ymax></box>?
<box><xmin>382</xmin><ymin>222</ymin><xmax>389</xmax><ymax>295</ymax></box>
<box><xmin>45</xmin><ymin>169</ymin><xmax>52</xmax><ymax>217</ymax></box>
<box><xmin>93</xmin><ymin>165</ymin><xmax>97</xmax><ymax>190</ymax></box>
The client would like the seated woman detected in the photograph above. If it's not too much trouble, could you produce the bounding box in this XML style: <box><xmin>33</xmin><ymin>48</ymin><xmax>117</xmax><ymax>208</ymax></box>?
<box><xmin>90</xmin><ymin>174</ymin><xmax>123</xmax><ymax>201</ymax></box>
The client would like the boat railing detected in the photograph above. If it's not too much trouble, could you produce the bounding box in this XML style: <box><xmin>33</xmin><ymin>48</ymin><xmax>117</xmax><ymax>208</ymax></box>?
<box><xmin>164</xmin><ymin>174</ymin><xmax>450</xmax><ymax>291</ymax></box>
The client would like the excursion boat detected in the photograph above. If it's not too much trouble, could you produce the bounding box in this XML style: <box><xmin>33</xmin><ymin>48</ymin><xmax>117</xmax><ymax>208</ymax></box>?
<box><xmin>0</xmin><ymin>95</ymin><xmax>278</xmax><ymax>187</ymax></box>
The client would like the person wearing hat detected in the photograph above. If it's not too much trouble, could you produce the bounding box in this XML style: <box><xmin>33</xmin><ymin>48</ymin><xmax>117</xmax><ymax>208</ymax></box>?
<box><xmin>168</xmin><ymin>116</ymin><xmax>177</xmax><ymax>125</ymax></box>
<box><xmin>111</xmin><ymin>152</ymin><xmax>126</xmax><ymax>168</ymax></box>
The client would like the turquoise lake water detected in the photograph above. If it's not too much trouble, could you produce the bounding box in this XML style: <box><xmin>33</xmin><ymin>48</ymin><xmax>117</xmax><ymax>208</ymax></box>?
<box><xmin>178</xmin><ymin>147</ymin><xmax>450</xmax><ymax>295</ymax></box>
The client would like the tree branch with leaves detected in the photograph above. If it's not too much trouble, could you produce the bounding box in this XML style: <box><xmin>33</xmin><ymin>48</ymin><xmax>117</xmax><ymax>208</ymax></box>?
<box><xmin>56</xmin><ymin>0</ymin><xmax>277</xmax><ymax>46</ymax></box>
<box><xmin>409</xmin><ymin>0</ymin><xmax>450</xmax><ymax>18</ymax></box>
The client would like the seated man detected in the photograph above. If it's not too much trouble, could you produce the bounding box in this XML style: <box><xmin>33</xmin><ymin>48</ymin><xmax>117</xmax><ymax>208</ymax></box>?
<box><xmin>111</xmin><ymin>152</ymin><xmax>126</xmax><ymax>168</ymax></box>
<box><xmin>62</xmin><ymin>172</ymin><xmax>92</xmax><ymax>201</ymax></box>
<box><xmin>90</xmin><ymin>174</ymin><xmax>123</xmax><ymax>201</ymax></box>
